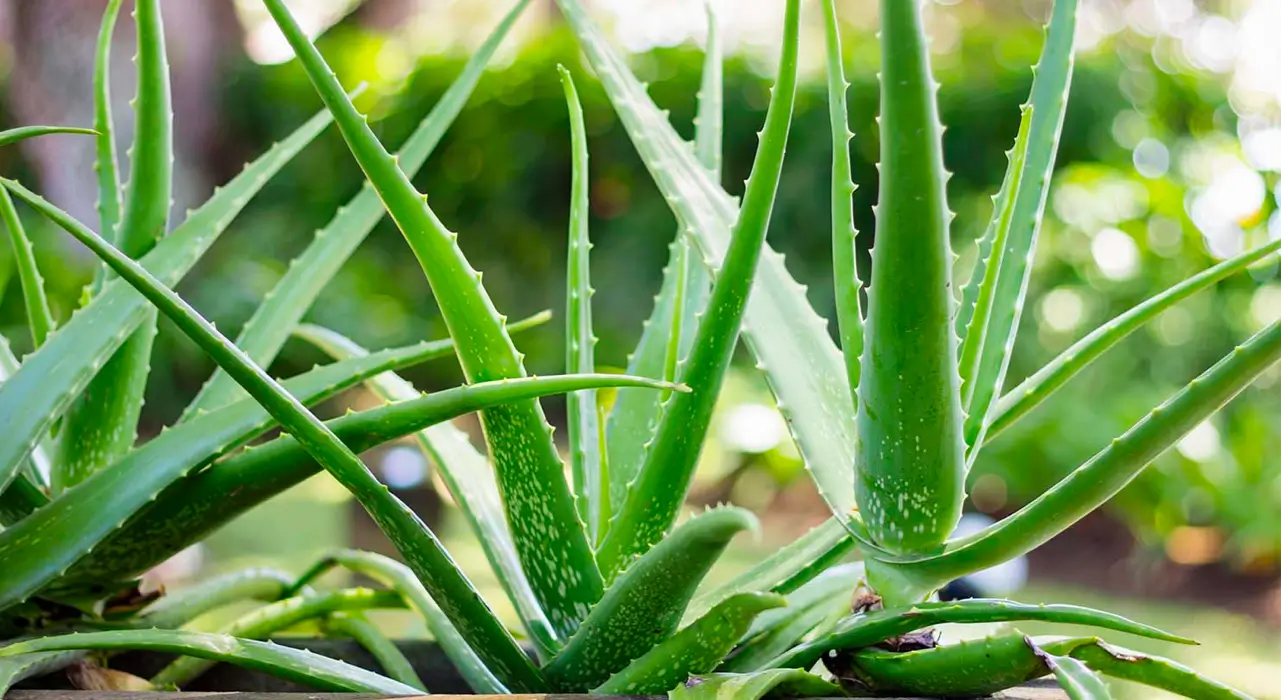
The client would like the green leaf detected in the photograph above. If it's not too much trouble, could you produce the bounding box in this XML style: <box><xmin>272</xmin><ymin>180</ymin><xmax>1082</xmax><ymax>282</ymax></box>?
<box><xmin>290</xmin><ymin>550</ymin><xmax>504</xmax><ymax>693</ymax></box>
<box><xmin>0</xmin><ymin>337</ymin><xmax>50</xmax><ymax>525</ymax></box>
<box><xmin>261</xmin><ymin>0</ymin><xmax>603</xmax><ymax>638</ymax></box>
<box><xmin>0</xmin><ymin>652</ymin><xmax>87</xmax><ymax>697</ymax></box>
<box><xmin>671</xmin><ymin>670</ymin><xmax>843</xmax><ymax>700</ymax></box>
<box><xmin>324</xmin><ymin>612</ymin><xmax>425</xmax><ymax>692</ymax></box>
<box><xmin>181</xmin><ymin>0</ymin><xmax>533</xmax><ymax>418</ymax></box>
<box><xmin>151</xmin><ymin>588</ymin><xmax>406</xmax><ymax>687</ymax></box>
<box><xmin>596</xmin><ymin>0</ymin><xmax>800</xmax><ymax>578</ymax></box>
<box><xmin>827</xmin><ymin>632</ymin><xmax>1053</xmax><ymax>697</ymax></box>
<box><xmin>857</xmin><ymin>0</ymin><xmax>965</xmax><ymax>557</ymax></box>
<box><xmin>559</xmin><ymin>65</ymin><xmax>607</xmax><ymax>543</ymax></box>
<box><xmin>544</xmin><ymin>507</ymin><xmax>758</xmax><ymax>691</ymax></box>
<box><xmin>1055</xmin><ymin>638</ymin><xmax>1254</xmax><ymax>700</ymax></box>
<box><xmin>319</xmin><ymin>613</ymin><xmax>422</xmax><ymax>692</ymax></box>
<box><xmin>594</xmin><ymin>592</ymin><xmax>785</xmax><ymax>695</ymax></box>
<box><xmin>1034</xmin><ymin>647</ymin><xmax>1113</xmax><ymax>700</ymax></box>
<box><xmin>960</xmin><ymin>0</ymin><xmax>1078</xmax><ymax>454</ymax></box>
<box><xmin>0</xmin><ymin>126</ymin><xmax>97</xmax><ymax>148</ymax></box>
<box><xmin>0</xmin><ymin>187</ymin><xmax>55</xmax><ymax>348</ymax></box>
<box><xmin>138</xmin><ymin>568</ymin><xmax>295</xmax><ymax>629</ymax></box>
<box><xmin>292</xmin><ymin>320</ymin><xmax>559</xmax><ymax>659</ymax></box>
<box><xmin>1</xmin><ymin>175</ymin><xmax>546</xmax><ymax>693</ymax></box>
<box><xmin>0</xmin><ymin>103</ymin><xmax>335</xmax><ymax>498</ymax></box>
<box><xmin>986</xmin><ymin>235</ymin><xmax>1281</xmax><ymax>442</ymax></box>
<box><xmin>91</xmin><ymin>0</ymin><xmax>125</xmax><ymax>290</ymax></box>
<box><xmin>821</xmin><ymin>0</ymin><xmax>863</xmax><ymax>402</ymax></box>
<box><xmin>870</xmin><ymin>315</ymin><xmax>1281</xmax><ymax>599</ymax></box>
<box><xmin>554</xmin><ymin>0</ymin><xmax>866</xmax><ymax>554</ymax></box>
<box><xmin>0</xmin><ymin>631</ymin><xmax>420</xmax><ymax>694</ymax></box>
<box><xmin>57</xmin><ymin>0</ymin><xmax>176</xmax><ymax>493</ymax></box>
<box><xmin>766</xmin><ymin>598</ymin><xmax>1192</xmax><ymax>671</ymax></box>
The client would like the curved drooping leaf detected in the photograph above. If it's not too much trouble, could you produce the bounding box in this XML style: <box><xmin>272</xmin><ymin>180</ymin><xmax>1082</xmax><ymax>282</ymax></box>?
<box><xmin>767</xmin><ymin>598</ymin><xmax>1192</xmax><ymax>671</ymax></box>
<box><xmin>595</xmin><ymin>592</ymin><xmax>784</xmax><ymax>695</ymax></box>
<box><xmin>59</xmin><ymin>0</ymin><xmax>175</xmax><ymax>493</ymax></box>
<box><xmin>0</xmin><ymin>126</ymin><xmax>96</xmax><ymax>148</ymax></box>
<box><xmin>152</xmin><ymin>588</ymin><xmax>405</xmax><ymax>687</ymax></box>
<box><xmin>260</xmin><ymin>0</ymin><xmax>602</xmax><ymax>639</ymax></box>
<box><xmin>139</xmin><ymin>568</ymin><xmax>295</xmax><ymax>629</ymax></box>
<box><xmin>0</xmin><ymin>631</ymin><xmax>420</xmax><ymax>694</ymax></box>
<box><xmin>671</xmin><ymin>670</ymin><xmax>843</xmax><ymax>700</ymax></box>
<box><xmin>291</xmin><ymin>550</ymin><xmax>504</xmax><ymax>693</ymax></box>
<box><xmin>0</xmin><ymin>94</ymin><xmax>336</xmax><ymax>498</ymax></box>
<box><xmin>597</xmin><ymin>0</ymin><xmax>801</xmax><ymax>578</ymax></box>
<box><xmin>1051</xmin><ymin>638</ymin><xmax>1254</xmax><ymax>700</ymax></box>
<box><xmin>545</xmin><ymin>507</ymin><xmax>758</xmax><ymax>691</ymax></box>
<box><xmin>827</xmin><ymin>632</ymin><xmax>1054</xmax><ymax>697</ymax></box>
<box><xmin>182</xmin><ymin>0</ymin><xmax>533</xmax><ymax>418</ymax></box>
<box><xmin>292</xmin><ymin>322</ymin><xmax>558</xmax><ymax>659</ymax></box>
<box><xmin>324</xmin><ymin>612</ymin><xmax>424</xmax><ymax>691</ymax></box>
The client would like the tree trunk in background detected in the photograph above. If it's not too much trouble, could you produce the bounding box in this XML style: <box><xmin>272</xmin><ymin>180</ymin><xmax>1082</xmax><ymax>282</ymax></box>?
<box><xmin>2</xmin><ymin>0</ymin><xmax>244</xmax><ymax>235</ymax></box>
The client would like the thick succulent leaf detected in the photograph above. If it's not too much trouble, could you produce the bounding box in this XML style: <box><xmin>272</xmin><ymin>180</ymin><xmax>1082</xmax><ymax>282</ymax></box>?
<box><xmin>138</xmin><ymin>568</ymin><xmax>295</xmax><ymax>629</ymax></box>
<box><xmin>718</xmin><ymin>563</ymin><xmax>863</xmax><ymax>673</ymax></box>
<box><xmin>559</xmin><ymin>66</ymin><xmax>607</xmax><ymax>542</ymax></box>
<box><xmin>821</xmin><ymin>0</ymin><xmax>863</xmax><ymax>401</ymax></box>
<box><xmin>0</xmin><ymin>104</ymin><xmax>334</xmax><ymax>497</ymax></box>
<box><xmin>261</xmin><ymin>0</ymin><xmax>602</xmax><ymax>638</ymax></box>
<box><xmin>91</xmin><ymin>0</ymin><xmax>124</xmax><ymax>288</ymax></box>
<box><xmin>0</xmin><ymin>652</ymin><xmax>87</xmax><ymax>697</ymax></box>
<box><xmin>0</xmin><ymin>126</ymin><xmax>96</xmax><ymax>148</ymax></box>
<box><xmin>290</xmin><ymin>550</ymin><xmax>503</xmax><ymax>693</ymax></box>
<box><xmin>0</xmin><ymin>338</ymin><xmax>50</xmax><ymax>525</ymax></box>
<box><xmin>1</xmin><ymin>175</ymin><xmax>546</xmax><ymax>693</ymax></box>
<box><xmin>182</xmin><ymin>0</ymin><xmax>532</xmax><ymax>418</ymax></box>
<box><xmin>0</xmin><ymin>631</ymin><xmax>420</xmax><ymax>694</ymax></box>
<box><xmin>961</xmin><ymin>0</ymin><xmax>1079</xmax><ymax>453</ymax></box>
<box><xmin>293</xmin><ymin>321</ymin><xmax>557</xmax><ymax>658</ymax></box>
<box><xmin>828</xmin><ymin>632</ymin><xmax>1053</xmax><ymax>697</ymax></box>
<box><xmin>152</xmin><ymin>588</ymin><xmax>405</xmax><ymax>687</ymax></box>
<box><xmin>597</xmin><ymin>0</ymin><xmax>800</xmax><ymax>578</ymax></box>
<box><xmin>55</xmin><ymin>370</ymin><xmax>668</xmax><ymax>597</ymax></box>
<box><xmin>987</xmin><ymin>235</ymin><xmax>1281</xmax><ymax>442</ymax></box>
<box><xmin>58</xmin><ymin>0</ymin><xmax>175</xmax><ymax>493</ymax></box>
<box><xmin>672</xmin><ymin>670</ymin><xmax>843</xmax><ymax>700</ymax></box>
<box><xmin>767</xmin><ymin>598</ymin><xmax>1191</xmax><ymax>671</ymax></box>
<box><xmin>594</xmin><ymin>592</ymin><xmax>785</xmax><ymax>695</ymax></box>
<box><xmin>1051</xmin><ymin>638</ymin><xmax>1255</xmax><ymax>700</ymax></box>
<box><xmin>324</xmin><ymin>612</ymin><xmax>425</xmax><ymax>691</ymax></box>
<box><xmin>1035</xmin><ymin>649</ymin><xmax>1113</xmax><ymax>700</ymax></box>
<box><xmin>686</xmin><ymin>516</ymin><xmax>855</xmax><ymax>623</ymax></box>
<box><xmin>604</xmin><ymin>4</ymin><xmax>719</xmax><ymax>513</ymax></box>
<box><xmin>544</xmin><ymin>507</ymin><xmax>758</xmax><ymax>691</ymax></box>
<box><xmin>554</xmin><ymin>0</ymin><xmax>866</xmax><ymax>552</ymax></box>
<box><xmin>0</xmin><ymin>187</ymin><xmax>55</xmax><ymax>348</ymax></box>
<box><xmin>871</xmin><ymin>315</ymin><xmax>1281</xmax><ymax>600</ymax></box>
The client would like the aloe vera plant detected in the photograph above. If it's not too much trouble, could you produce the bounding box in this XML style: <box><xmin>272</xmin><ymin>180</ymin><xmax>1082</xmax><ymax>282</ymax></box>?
<box><xmin>0</xmin><ymin>0</ymin><xmax>1267</xmax><ymax>699</ymax></box>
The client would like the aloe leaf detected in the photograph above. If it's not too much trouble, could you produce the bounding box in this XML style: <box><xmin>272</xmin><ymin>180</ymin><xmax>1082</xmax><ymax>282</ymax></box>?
<box><xmin>58</xmin><ymin>0</ymin><xmax>175</xmax><ymax>494</ymax></box>
<box><xmin>1054</xmin><ymin>639</ymin><xmax>1255</xmax><ymax>700</ymax></box>
<box><xmin>152</xmin><ymin>588</ymin><xmax>406</xmax><ymax>687</ymax></box>
<box><xmin>596</xmin><ymin>0</ymin><xmax>800</xmax><ymax>578</ymax></box>
<box><xmin>0</xmin><ymin>126</ymin><xmax>97</xmax><ymax>148</ymax></box>
<box><xmin>293</xmin><ymin>321</ymin><xmax>558</xmax><ymax>659</ymax></box>
<box><xmin>986</xmin><ymin>235</ymin><xmax>1281</xmax><ymax>442</ymax></box>
<box><xmin>767</xmin><ymin>598</ymin><xmax>1191</xmax><ymax>671</ymax></box>
<box><xmin>2</xmin><ymin>175</ymin><xmax>547</xmax><ymax>693</ymax></box>
<box><xmin>544</xmin><ymin>507</ymin><xmax>758</xmax><ymax>691</ymax></box>
<box><xmin>604</xmin><ymin>3</ymin><xmax>719</xmax><ymax>531</ymax></box>
<box><xmin>872</xmin><ymin>315</ymin><xmax>1281</xmax><ymax>599</ymax></box>
<box><xmin>0</xmin><ymin>103</ymin><xmax>333</xmax><ymax>497</ymax></box>
<box><xmin>595</xmin><ymin>592</ymin><xmax>785</xmax><ymax>695</ymax></box>
<box><xmin>290</xmin><ymin>550</ymin><xmax>504</xmax><ymax>693</ymax></box>
<box><xmin>960</xmin><ymin>0</ymin><xmax>1078</xmax><ymax>454</ymax></box>
<box><xmin>138</xmin><ymin>568</ymin><xmax>295</xmax><ymax>629</ymax></box>
<box><xmin>56</xmin><ymin>370</ymin><xmax>671</xmax><ymax>598</ymax></box>
<box><xmin>559</xmin><ymin>66</ymin><xmax>607</xmax><ymax>541</ymax></box>
<box><xmin>181</xmin><ymin>0</ymin><xmax>532</xmax><ymax>418</ymax></box>
<box><xmin>324</xmin><ymin>612</ymin><xmax>425</xmax><ymax>691</ymax></box>
<box><xmin>0</xmin><ymin>187</ymin><xmax>55</xmax><ymax>348</ymax></box>
<box><xmin>0</xmin><ymin>337</ymin><xmax>50</xmax><ymax>525</ymax></box>
<box><xmin>821</xmin><ymin>0</ymin><xmax>863</xmax><ymax>400</ymax></box>
<box><xmin>1033</xmin><ymin>646</ymin><xmax>1113</xmax><ymax>700</ymax></box>
<box><xmin>554</xmin><ymin>0</ymin><xmax>867</xmax><ymax>554</ymax></box>
<box><xmin>672</xmin><ymin>670</ymin><xmax>843</xmax><ymax>700</ymax></box>
<box><xmin>686</xmin><ymin>516</ymin><xmax>855</xmax><ymax>623</ymax></box>
<box><xmin>0</xmin><ymin>631</ymin><xmax>420</xmax><ymax>694</ymax></box>
<box><xmin>262</xmin><ymin>0</ymin><xmax>602</xmax><ymax>638</ymax></box>
<box><xmin>0</xmin><ymin>652</ymin><xmax>88</xmax><ymax>697</ymax></box>
<box><xmin>91</xmin><ymin>0</ymin><xmax>125</xmax><ymax>290</ymax></box>
<box><xmin>829</xmin><ymin>632</ymin><xmax>1054</xmax><ymax>697</ymax></box>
